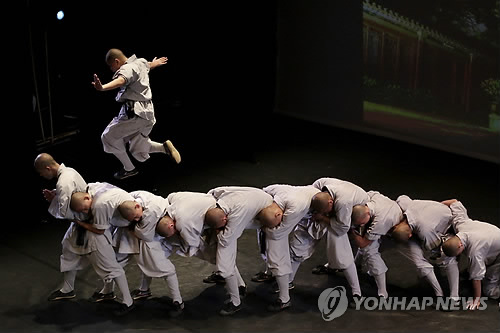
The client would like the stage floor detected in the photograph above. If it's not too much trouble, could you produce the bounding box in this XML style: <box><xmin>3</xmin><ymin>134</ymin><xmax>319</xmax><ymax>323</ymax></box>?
<box><xmin>4</xmin><ymin>115</ymin><xmax>499</xmax><ymax>332</ymax></box>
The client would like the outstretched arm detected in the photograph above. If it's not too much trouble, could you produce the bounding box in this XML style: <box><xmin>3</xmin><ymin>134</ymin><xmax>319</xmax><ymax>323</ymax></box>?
<box><xmin>149</xmin><ymin>57</ymin><xmax>168</xmax><ymax>69</ymax></box>
<box><xmin>92</xmin><ymin>74</ymin><xmax>126</xmax><ymax>91</ymax></box>
<box><xmin>466</xmin><ymin>280</ymin><xmax>482</xmax><ymax>310</ymax></box>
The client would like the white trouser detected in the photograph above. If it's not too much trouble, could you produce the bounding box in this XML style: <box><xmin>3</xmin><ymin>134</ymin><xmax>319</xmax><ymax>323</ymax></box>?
<box><xmin>266</xmin><ymin>237</ymin><xmax>292</xmax><ymax>277</ymax></box>
<box><xmin>101</xmin><ymin>111</ymin><xmax>156</xmax><ymax>162</ymax></box>
<box><xmin>289</xmin><ymin>220</ymin><xmax>326</xmax><ymax>263</ymax></box>
<box><xmin>397</xmin><ymin>239</ymin><xmax>458</xmax><ymax>277</ymax></box>
<box><xmin>216</xmin><ymin>240</ymin><xmax>238</xmax><ymax>279</ymax></box>
<box><xmin>396</xmin><ymin>239</ymin><xmax>436</xmax><ymax>278</ymax></box>
<box><xmin>354</xmin><ymin>238</ymin><xmax>387</xmax><ymax>276</ymax></box>
<box><xmin>483</xmin><ymin>256</ymin><xmax>500</xmax><ymax>299</ymax></box>
<box><xmin>87</xmin><ymin>232</ymin><xmax>127</xmax><ymax>282</ymax></box>
<box><xmin>138</xmin><ymin>239</ymin><xmax>177</xmax><ymax>278</ymax></box>
<box><xmin>60</xmin><ymin>240</ymin><xmax>90</xmax><ymax>272</ymax></box>
<box><xmin>325</xmin><ymin>227</ymin><xmax>355</xmax><ymax>270</ymax></box>
<box><xmin>59</xmin><ymin>240</ymin><xmax>90</xmax><ymax>293</ymax></box>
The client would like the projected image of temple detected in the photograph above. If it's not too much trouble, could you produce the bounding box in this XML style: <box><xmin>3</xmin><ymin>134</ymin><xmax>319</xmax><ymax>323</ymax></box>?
<box><xmin>362</xmin><ymin>0</ymin><xmax>499</xmax><ymax>163</ymax></box>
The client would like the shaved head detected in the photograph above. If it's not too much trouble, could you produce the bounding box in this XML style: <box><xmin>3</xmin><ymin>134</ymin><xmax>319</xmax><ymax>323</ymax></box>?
<box><xmin>311</xmin><ymin>191</ymin><xmax>335</xmax><ymax>225</ymax></box>
<box><xmin>442</xmin><ymin>235</ymin><xmax>464</xmax><ymax>257</ymax></box>
<box><xmin>391</xmin><ymin>219</ymin><xmax>412</xmax><ymax>243</ymax></box>
<box><xmin>105</xmin><ymin>48</ymin><xmax>126</xmax><ymax>64</ymax></box>
<box><xmin>34</xmin><ymin>153</ymin><xmax>60</xmax><ymax>179</ymax></box>
<box><xmin>156</xmin><ymin>215</ymin><xmax>176</xmax><ymax>238</ymax></box>
<box><xmin>311</xmin><ymin>192</ymin><xmax>333</xmax><ymax>214</ymax></box>
<box><xmin>70</xmin><ymin>192</ymin><xmax>92</xmax><ymax>214</ymax></box>
<box><xmin>34</xmin><ymin>153</ymin><xmax>57</xmax><ymax>169</ymax></box>
<box><xmin>352</xmin><ymin>205</ymin><xmax>370</xmax><ymax>226</ymax></box>
<box><xmin>118</xmin><ymin>200</ymin><xmax>143</xmax><ymax>222</ymax></box>
<box><xmin>204</xmin><ymin>207</ymin><xmax>227</xmax><ymax>229</ymax></box>
<box><xmin>257</xmin><ymin>202</ymin><xmax>283</xmax><ymax>229</ymax></box>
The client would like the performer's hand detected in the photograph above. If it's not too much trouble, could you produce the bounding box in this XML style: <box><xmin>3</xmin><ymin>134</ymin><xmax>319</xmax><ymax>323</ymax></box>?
<box><xmin>151</xmin><ymin>57</ymin><xmax>168</xmax><ymax>68</ymax></box>
<box><xmin>92</xmin><ymin>74</ymin><xmax>104</xmax><ymax>91</ymax></box>
<box><xmin>440</xmin><ymin>199</ymin><xmax>458</xmax><ymax>206</ymax></box>
<box><xmin>466</xmin><ymin>298</ymin><xmax>481</xmax><ymax>310</ymax></box>
<box><xmin>42</xmin><ymin>189</ymin><xmax>56</xmax><ymax>202</ymax></box>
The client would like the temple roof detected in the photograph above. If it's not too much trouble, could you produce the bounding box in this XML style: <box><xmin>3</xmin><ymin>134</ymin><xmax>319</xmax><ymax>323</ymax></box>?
<box><xmin>363</xmin><ymin>0</ymin><xmax>474</xmax><ymax>55</ymax></box>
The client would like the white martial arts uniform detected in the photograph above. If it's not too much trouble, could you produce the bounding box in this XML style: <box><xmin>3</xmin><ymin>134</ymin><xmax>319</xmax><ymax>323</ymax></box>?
<box><xmin>396</xmin><ymin>195</ymin><xmax>457</xmax><ymax>298</ymax></box>
<box><xmin>312</xmin><ymin>177</ymin><xmax>369</xmax><ymax>270</ymax></box>
<box><xmin>83</xmin><ymin>182</ymin><xmax>135</xmax><ymax>306</ymax></box>
<box><xmin>47</xmin><ymin>164</ymin><xmax>89</xmax><ymax>293</ymax></box>
<box><xmin>209</xmin><ymin>186</ymin><xmax>274</xmax><ymax>306</ymax></box>
<box><xmin>125</xmin><ymin>190</ymin><xmax>184</xmax><ymax>303</ymax></box>
<box><xmin>263</xmin><ymin>184</ymin><xmax>320</xmax><ymax>303</ymax></box>
<box><xmin>289</xmin><ymin>218</ymin><xmax>328</xmax><ymax>265</ymax></box>
<box><xmin>100</xmin><ymin>55</ymin><xmax>159</xmax><ymax>168</ymax></box>
<box><xmin>263</xmin><ymin>185</ymin><xmax>320</xmax><ymax>276</ymax></box>
<box><xmin>355</xmin><ymin>191</ymin><xmax>403</xmax><ymax>275</ymax></box>
<box><xmin>114</xmin><ymin>190</ymin><xmax>172</xmax><ymax>276</ymax></box>
<box><xmin>354</xmin><ymin>191</ymin><xmax>403</xmax><ymax>297</ymax></box>
<box><xmin>166</xmin><ymin>191</ymin><xmax>217</xmax><ymax>258</ymax></box>
<box><xmin>288</xmin><ymin>178</ymin><xmax>368</xmax><ymax>297</ymax></box>
<box><xmin>450</xmin><ymin>201</ymin><xmax>500</xmax><ymax>299</ymax></box>
<box><xmin>129</xmin><ymin>191</ymin><xmax>218</xmax><ymax>302</ymax></box>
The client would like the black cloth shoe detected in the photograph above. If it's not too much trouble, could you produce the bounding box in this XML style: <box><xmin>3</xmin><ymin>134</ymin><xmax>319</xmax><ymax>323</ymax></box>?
<box><xmin>130</xmin><ymin>289</ymin><xmax>152</xmax><ymax>300</ymax></box>
<box><xmin>348</xmin><ymin>294</ymin><xmax>364</xmax><ymax>309</ymax></box>
<box><xmin>203</xmin><ymin>271</ymin><xmax>226</xmax><ymax>284</ymax></box>
<box><xmin>312</xmin><ymin>264</ymin><xmax>339</xmax><ymax>275</ymax></box>
<box><xmin>113</xmin><ymin>303</ymin><xmax>136</xmax><ymax>316</ymax></box>
<box><xmin>48</xmin><ymin>290</ymin><xmax>76</xmax><ymax>301</ymax></box>
<box><xmin>267</xmin><ymin>298</ymin><xmax>291</xmax><ymax>312</ymax></box>
<box><xmin>113</xmin><ymin>168</ymin><xmax>139</xmax><ymax>180</ymax></box>
<box><xmin>89</xmin><ymin>291</ymin><xmax>116</xmax><ymax>303</ymax></box>
<box><xmin>272</xmin><ymin>281</ymin><xmax>295</xmax><ymax>294</ymax></box>
<box><xmin>251</xmin><ymin>271</ymin><xmax>274</xmax><ymax>283</ymax></box>
<box><xmin>168</xmin><ymin>301</ymin><xmax>184</xmax><ymax>317</ymax></box>
<box><xmin>219</xmin><ymin>301</ymin><xmax>241</xmax><ymax>316</ymax></box>
<box><xmin>239</xmin><ymin>285</ymin><xmax>247</xmax><ymax>298</ymax></box>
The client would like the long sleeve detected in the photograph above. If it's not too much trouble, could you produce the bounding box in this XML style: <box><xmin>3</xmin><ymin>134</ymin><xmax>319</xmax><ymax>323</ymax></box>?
<box><xmin>449</xmin><ymin>201</ymin><xmax>472</xmax><ymax>232</ymax></box>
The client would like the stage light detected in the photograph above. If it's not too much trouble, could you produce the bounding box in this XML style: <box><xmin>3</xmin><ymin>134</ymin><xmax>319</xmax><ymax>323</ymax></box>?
<box><xmin>57</xmin><ymin>10</ymin><xmax>64</xmax><ymax>20</ymax></box>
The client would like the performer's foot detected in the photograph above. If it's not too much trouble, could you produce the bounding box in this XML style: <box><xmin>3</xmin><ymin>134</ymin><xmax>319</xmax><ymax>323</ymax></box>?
<box><xmin>168</xmin><ymin>301</ymin><xmax>184</xmax><ymax>317</ymax></box>
<box><xmin>89</xmin><ymin>291</ymin><xmax>116</xmax><ymax>303</ymax></box>
<box><xmin>267</xmin><ymin>298</ymin><xmax>291</xmax><ymax>312</ymax></box>
<box><xmin>219</xmin><ymin>301</ymin><xmax>241</xmax><ymax>316</ymax></box>
<box><xmin>113</xmin><ymin>302</ymin><xmax>136</xmax><ymax>316</ymax></box>
<box><xmin>47</xmin><ymin>290</ymin><xmax>76</xmax><ymax>301</ymax></box>
<box><xmin>239</xmin><ymin>285</ymin><xmax>247</xmax><ymax>298</ymax></box>
<box><xmin>251</xmin><ymin>271</ymin><xmax>274</xmax><ymax>283</ymax></box>
<box><xmin>163</xmin><ymin>140</ymin><xmax>181</xmax><ymax>164</ymax></box>
<box><xmin>312</xmin><ymin>264</ymin><xmax>340</xmax><ymax>275</ymax></box>
<box><xmin>272</xmin><ymin>281</ymin><xmax>295</xmax><ymax>294</ymax></box>
<box><xmin>348</xmin><ymin>294</ymin><xmax>364</xmax><ymax>309</ymax></box>
<box><xmin>203</xmin><ymin>271</ymin><xmax>226</xmax><ymax>284</ymax></box>
<box><xmin>130</xmin><ymin>289</ymin><xmax>152</xmax><ymax>300</ymax></box>
<box><xmin>113</xmin><ymin>168</ymin><xmax>139</xmax><ymax>180</ymax></box>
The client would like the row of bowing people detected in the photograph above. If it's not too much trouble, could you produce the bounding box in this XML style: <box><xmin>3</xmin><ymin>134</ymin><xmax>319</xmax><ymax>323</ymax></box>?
<box><xmin>35</xmin><ymin>153</ymin><xmax>500</xmax><ymax>316</ymax></box>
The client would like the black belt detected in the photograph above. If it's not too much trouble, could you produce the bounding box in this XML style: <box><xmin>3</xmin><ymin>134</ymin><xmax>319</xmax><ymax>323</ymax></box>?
<box><xmin>76</xmin><ymin>224</ymin><xmax>86</xmax><ymax>246</ymax></box>
<box><xmin>122</xmin><ymin>100</ymin><xmax>135</xmax><ymax>119</ymax></box>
